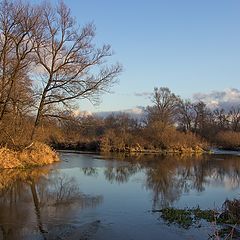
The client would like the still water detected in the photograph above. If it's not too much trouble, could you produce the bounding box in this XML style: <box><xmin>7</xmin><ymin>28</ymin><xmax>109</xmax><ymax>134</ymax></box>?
<box><xmin>0</xmin><ymin>152</ymin><xmax>240</xmax><ymax>240</ymax></box>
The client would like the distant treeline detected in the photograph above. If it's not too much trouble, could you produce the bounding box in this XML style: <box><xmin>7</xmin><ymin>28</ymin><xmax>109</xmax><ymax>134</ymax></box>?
<box><xmin>2</xmin><ymin>81</ymin><xmax>240</xmax><ymax>151</ymax></box>
<box><xmin>29</xmin><ymin>87</ymin><xmax>240</xmax><ymax>152</ymax></box>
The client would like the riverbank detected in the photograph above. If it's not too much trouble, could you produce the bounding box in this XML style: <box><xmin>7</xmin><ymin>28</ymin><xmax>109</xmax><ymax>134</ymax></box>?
<box><xmin>0</xmin><ymin>142</ymin><xmax>59</xmax><ymax>169</ymax></box>
<box><xmin>52</xmin><ymin>141</ymin><xmax>206</xmax><ymax>154</ymax></box>
<box><xmin>0</xmin><ymin>140</ymin><xmax>206</xmax><ymax>170</ymax></box>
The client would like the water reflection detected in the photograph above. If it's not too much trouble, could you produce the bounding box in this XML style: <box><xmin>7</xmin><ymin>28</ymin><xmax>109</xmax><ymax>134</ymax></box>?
<box><xmin>82</xmin><ymin>167</ymin><xmax>99</xmax><ymax>177</ymax></box>
<box><xmin>104</xmin><ymin>164</ymin><xmax>141</xmax><ymax>183</ymax></box>
<box><xmin>145</xmin><ymin>155</ymin><xmax>240</xmax><ymax>207</ymax></box>
<box><xmin>0</xmin><ymin>168</ymin><xmax>103</xmax><ymax>240</ymax></box>
<box><xmin>83</xmin><ymin>154</ymin><xmax>240</xmax><ymax>208</ymax></box>
<box><xmin>1</xmin><ymin>153</ymin><xmax>240</xmax><ymax>239</ymax></box>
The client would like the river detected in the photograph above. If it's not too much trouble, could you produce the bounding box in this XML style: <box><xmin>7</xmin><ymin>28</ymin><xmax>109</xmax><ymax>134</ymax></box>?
<box><xmin>0</xmin><ymin>151</ymin><xmax>240</xmax><ymax>240</ymax></box>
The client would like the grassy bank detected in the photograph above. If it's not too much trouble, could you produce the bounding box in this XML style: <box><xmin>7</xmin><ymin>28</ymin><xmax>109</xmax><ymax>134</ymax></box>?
<box><xmin>0</xmin><ymin>142</ymin><xmax>59</xmax><ymax>169</ymax></box>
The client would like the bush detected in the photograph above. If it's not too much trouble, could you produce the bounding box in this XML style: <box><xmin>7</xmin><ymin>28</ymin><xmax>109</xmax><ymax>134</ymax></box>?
<box><xmin>144</xmin><ymin>122</ymin><xmax>206</xmax><ymax>152</ymax></box>
<box><xmin>215</xmin><ymin>131</ymin><xmax>240</xmax><ymax>150</ymax></box>
<box><xmin>0</xmin><ymin>142</ymin><xmax>59</xmax><ymax>169</ymax></box>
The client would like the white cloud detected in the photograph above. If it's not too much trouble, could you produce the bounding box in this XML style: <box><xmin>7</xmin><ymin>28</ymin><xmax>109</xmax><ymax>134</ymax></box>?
<box><xmin>94</xmin><ymin>106</ymin><xmax>145</xmax><ymax>119</ymax></box>
<box><xmin>72</xmin><ymin>106</ymin><xmax>145</xmax><ymax>119</ymax></box>
<box><xmin>193</xmin><ymin>88</ymin><xmax>240</xmax><ymax>110</ymax></box>
<box><xmin>134</xmin><ymin>91</ymin><xmax>152</xmax><ymax>97</ymax></box>
<box><xmin>72</xmin><ymin>109</ymin><xmax>93</xmax><ymax>117</ymax></box>
<box><xmin>124</xmin><ymin>106</ymin><xmax>145</xmax><ymax>115</ymax></box>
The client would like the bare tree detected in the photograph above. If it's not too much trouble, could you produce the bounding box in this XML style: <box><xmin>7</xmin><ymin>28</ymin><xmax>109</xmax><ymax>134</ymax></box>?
<box><xmin>228</xmin><ymin>107</ymin><xmax>240</xmax><ymax>132</ymax></box>
<box><xmin>0</xmin><ymin>0</ymin><xmax>43</xmax><ymax>146</ymax></box>
<box><xmin>177</xmin><ymin>99</ymin><xmax>195</xmax><ymax>131</ymax></box>
<box><xmin>146</xmin><ymin>87</ymin><xmax>180</xmax><ymax>126</ymax></box>
<box><xmin>0</xmin><ymin>0</ymin><xmax>39</xmax><ymax>121</ymax></box>
<box><xmin>213</xmin><ymin>108</ymin><xmax>229</xmax><ymax>130</ymax></box>
<box><xmin>192</xmin><ymin>101</ymin><xmax>212</xmax><ymax>135</ymax></box>
<box><xmin>31</xmin><ymin>1</ymin><xmax>121</xmax><ymax>139</ymax></box>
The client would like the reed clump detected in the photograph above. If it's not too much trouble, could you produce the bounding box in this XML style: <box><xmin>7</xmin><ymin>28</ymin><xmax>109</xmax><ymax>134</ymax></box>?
<box><xmin>0</xmin><ymin>142</ymin><xmax>59</xmax><ymax>169</ymax></box>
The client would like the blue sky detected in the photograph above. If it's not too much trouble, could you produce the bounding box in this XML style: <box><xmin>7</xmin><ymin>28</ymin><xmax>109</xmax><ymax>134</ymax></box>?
<box><xmin>35</xmin><ymin>0</ymin><xmax>240</xmax><ymax>112</ymax></box>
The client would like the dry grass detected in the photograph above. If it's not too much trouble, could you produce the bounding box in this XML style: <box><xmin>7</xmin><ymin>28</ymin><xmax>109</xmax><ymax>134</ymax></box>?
<box><xmin>0</xmin><ymin>142</ymin><xmax>59</xmax><ymax>169</ymax></box>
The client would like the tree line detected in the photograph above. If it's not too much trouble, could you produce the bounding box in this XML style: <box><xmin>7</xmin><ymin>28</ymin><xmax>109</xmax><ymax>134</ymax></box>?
<box><xmin>49</xmin><ymin>87</ymin><xmax>240</xmax><ymax>152</ymax></box>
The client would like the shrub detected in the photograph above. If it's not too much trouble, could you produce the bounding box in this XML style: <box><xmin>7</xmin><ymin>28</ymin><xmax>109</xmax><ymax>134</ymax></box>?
<box><xmin>0</xmin><ymin>142</ymin><xmax>59</xmax><ymax>169</ymax></box>
<box><xmin>215</xmin><ymin>131</ymin><xmax>240</xmax><ymax>150</ymax></box>
<box><xmin>144</xmin><ymin>122</ymin><xmax>206</xmax><ymax>152</ymax></box>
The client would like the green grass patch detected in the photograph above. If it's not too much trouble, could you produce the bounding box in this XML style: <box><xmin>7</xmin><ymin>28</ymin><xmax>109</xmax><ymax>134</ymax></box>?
<box><xmin>154</xmin><ymin>202</ymin><xmax>240</xmax><ymax>239</ymax></box>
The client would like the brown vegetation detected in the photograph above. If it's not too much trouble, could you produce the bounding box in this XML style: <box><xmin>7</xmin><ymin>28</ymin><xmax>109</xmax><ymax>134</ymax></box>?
<box><xmin>0</xmin><ymin>142</ymin><xmax>59</xmax><ymax>169</ymax></box>
<box><xmin>50</xmin><ymin>86</ymin><xmax>240</xmax><ymax>153</ymax></box>
<box><xmin>215</xmin><ymin>131</ymin><xmax>240</xmax><ymax>150</ymax></box>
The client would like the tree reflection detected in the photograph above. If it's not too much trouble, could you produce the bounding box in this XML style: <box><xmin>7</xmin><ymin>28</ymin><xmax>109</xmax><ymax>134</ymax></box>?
<box><xmin>82</xmin><ymin>154</ymin><xmax>240</xmax><ymax>209</ymax></box>
<box><xmin>104</xmin><ymin>164</ymin><xmax>140</xmax><ymax>183</ymax></box>
<box><xmin>144</xmin><ymin>155</ymin><xmax>206</xmax><ymax>207</ymax></box>
<box><xmin>29</xmin><ymin>179</ymin><xmax>47</xmax><ymax>239</ymax></box>
<box><xmin>0</xmin><ymin>168</ymin><xmax>103</xmax><ymax>240</ymax></box>
<box><xmin>82</xmin><ymin>167</ymin><xmax>99</xmax><ymax>177</ymax></box>
<box><xmin>144</xmin><ymin>154</ymin><xmax>240</xmax><ymax>208</ymax></box>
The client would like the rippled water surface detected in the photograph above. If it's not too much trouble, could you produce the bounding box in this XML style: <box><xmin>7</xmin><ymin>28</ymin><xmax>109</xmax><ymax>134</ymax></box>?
<box><xmin>0</xmin><ymin>152</ymin><xmax>240</xmax><ymax>239</ymax></box>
